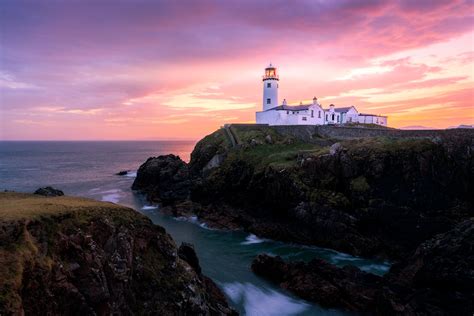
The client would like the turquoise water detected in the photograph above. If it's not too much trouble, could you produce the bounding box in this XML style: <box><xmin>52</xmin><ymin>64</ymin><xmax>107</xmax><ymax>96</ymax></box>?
<box><xmin>0</xmin><ymin>141</ymin><xmax>389</xmax><ymax>315</ymax></box>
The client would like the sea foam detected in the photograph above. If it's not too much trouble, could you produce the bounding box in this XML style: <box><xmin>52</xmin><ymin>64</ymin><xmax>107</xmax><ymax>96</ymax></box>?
<box><xmin>223</xmin><ymin>282</ymin><xmax>308</xmax><ymax>316</ymax></box>
<box><xmin>241</xmin><ymin>234</ymin><xmax>266</xmax><ymax>245</ymax></box>
<box><xmin>100</xmin><ymin>189</ymin><xmax>121</xmax><ymax>203</ymax></box>
<box><xmin>141</xmin><ymin>205</ymin><xmax>158</xmax><ymax>210</ymax></box>
<box><xmin>125</xmin><ymin>171</ymin><xmax>137</xmax><ymax>178</ymax></box>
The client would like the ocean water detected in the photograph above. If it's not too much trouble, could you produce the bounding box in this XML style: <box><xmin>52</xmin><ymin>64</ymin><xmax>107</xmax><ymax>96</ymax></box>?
<box><xmin>0</xmin><ymin>141</ymin><xmax>390</xmax><ymax>315</ymax></box>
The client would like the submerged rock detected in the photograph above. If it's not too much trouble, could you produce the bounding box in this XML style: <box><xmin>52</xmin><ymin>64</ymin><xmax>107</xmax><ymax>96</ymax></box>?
<box><xmin>116</xmin><ymin>170</ymin><xmax>130</xmax><ymax>176</ymax></box>
<box><xmin>0</xmin><ymin>192</ymin><xmax>236</xmax><ymax>315</ymax></box>
<box><xmin>33</xmin><ymin>186</ymin><xmax>64</xmax><ymax>197</ymax></box>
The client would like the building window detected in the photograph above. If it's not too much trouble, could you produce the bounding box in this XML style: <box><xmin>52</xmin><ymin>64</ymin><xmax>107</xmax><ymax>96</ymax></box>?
<box><xmin>337</xmin><ymin>115</ymin><xmax>339</xmax><ymax>122</ymax></box>
<box><xmin>286</xmin><ymin>111</ymin><xmax>289</xmax><ymax>114</ymax></box>
<box><xmin>302</xmin><ymin>117</ymin><xmax>307</xmax><ymax>121</ymax></box>
<box><xmin>311</xmin><ymin>110</ymin><xmax>314</xmax><ymax>118</ymax></box>
<box><xmin>332</xmin><ymin>114</ymin><xmax>335</xmax><ymax>120</ymax></box>
<box><xmin>267</xmin><ymin>83</ymin><xmax>271</xmax><ymax>88</ymax></box>
<box><xmin>326</xmin><ymin>114</ymin><xmax>328</xmax><ymax>120</ymax></box>
<box><xmin>318</xmin><ymin>111</ymin><xmax>321</xmax><ymax>118</ymax></box>
<box><xmin>266</xmin><ymin>98</ymin><xmax>271</xmax><ymax>104</ymax></box>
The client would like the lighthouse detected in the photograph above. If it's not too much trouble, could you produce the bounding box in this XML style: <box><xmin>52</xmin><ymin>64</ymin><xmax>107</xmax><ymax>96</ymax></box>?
<box><xmin>262</xmin><ymin>64</ymin><xmax>279</xmax><ymax>111</ymax></box>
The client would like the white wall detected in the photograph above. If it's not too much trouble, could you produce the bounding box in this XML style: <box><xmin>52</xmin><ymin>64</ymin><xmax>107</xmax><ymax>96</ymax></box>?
<box><xmin>341</xmin><ymin>107</ymin><xmax>359</xmax><ymax>124</ymax></box>
<box><xmin>324</xmin><ymin>107</ymin><xmax>342</xmax><ymax>124</ymax></box>
<box><xmin>263</xmin><ymin>79</ymin><xmax>278</xmax><ymax>111</ymax></box>
<box><xmin>358</xmin><ymin>115</ymin><xmax>388</xmax><ymax>126</ymax></box>
<box><xmin>256</xmin><ymin>104</ymin><xmax>325</xmax><ymax>126</ymax></box>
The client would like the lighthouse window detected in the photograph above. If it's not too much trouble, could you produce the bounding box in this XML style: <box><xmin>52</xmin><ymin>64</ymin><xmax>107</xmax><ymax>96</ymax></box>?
<box><xmin>318</xmin><ymin>111</ymin><xmax>321</xmax><ymax>118</ymax></box>
<box><xmin>326</xmin><ymin>114</ymin><xmax>328</xmax><ymax>120</ymax></box>
<box><xmin>311</xmin><ymin>110</ymin><xmax>314</xmax><ymax>118</ymax></box>
<box><xmin>332</xmin><ymin>114</ymin><xmax>335</xmax><ymax>120</ymax></box>
<box><xmin>267</xmin><ymin>83</ymin><xmax>271</xmax><ymax>88</ymax></box>
<box><xmin>266</xmin><ymin>98</ymin><xmax>271</xmax><ymax>104</ymax></box>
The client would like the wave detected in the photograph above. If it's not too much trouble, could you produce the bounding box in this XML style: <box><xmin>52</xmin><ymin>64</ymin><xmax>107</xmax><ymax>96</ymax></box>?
<box><xmin>125</xmin><ymin>171</ymin><xmax>137</xmax><ymax>178</ymax></box>
<box><xmin>100</xmin><ymin>189</ymin><xmax>121</xmax><ymax>203</ymax></box>
<box><xmin>141</xmin><ymin>205</ymin><xmax>158</xmax><ymax>210</ymax></box>
<box><xmin>241</xmin><ymin>234</ymin><xmax>267</xmax><ymax>245</ymax></box>
<box><xmin>174</xmin><ymin>215</ymin><xmax>215</xmax><ymax>230</ymax></box>
<box><xmin>223</xmin><ymin>282</ymin><xmax>309</xmax><ymax>316</ymax></box>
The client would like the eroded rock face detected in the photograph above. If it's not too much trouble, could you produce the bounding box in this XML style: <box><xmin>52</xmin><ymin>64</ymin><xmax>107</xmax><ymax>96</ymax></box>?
<box><xmin>252</xmin><ymin>220</ymin><xmax>474</xmax><ymax>315</ymax></box>
<box><xmin>0</xmin><ymin>193</ymin><xmax>236</xmax><ymax>315</ymax></box>
<box><xmin>132</xmin><ymin>154</ymin><xmax>191</xmax><ymax>204</ymax></box>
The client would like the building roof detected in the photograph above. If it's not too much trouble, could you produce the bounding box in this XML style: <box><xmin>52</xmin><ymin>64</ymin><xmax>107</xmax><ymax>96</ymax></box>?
<box><xmin>359</xmin><ymin>113</ymin><xmax>387</xmax><ymax>117</ymax></box>
<box><xmin>334</xmin><ymin>106</ymin><xmax>355</xmax><ymax>113</ymax></box>
<box><xmin>268</xmin><ymin>104</ymin><xmax>313</xmax><ymax>111</ymax></box>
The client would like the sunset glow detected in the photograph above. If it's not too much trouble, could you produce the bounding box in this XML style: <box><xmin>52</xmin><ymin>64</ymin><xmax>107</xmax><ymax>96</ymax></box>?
<box><xmin>1</xmin><ymin>0</ymin><xmax>473</xmax><ymax>140</ymax></box>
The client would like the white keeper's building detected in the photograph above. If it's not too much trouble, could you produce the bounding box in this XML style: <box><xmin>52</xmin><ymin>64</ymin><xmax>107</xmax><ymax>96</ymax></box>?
<box><xmin>256</xmin><ymin>64</ymin><xmax>388</xmax><ymax>126</ymax></box>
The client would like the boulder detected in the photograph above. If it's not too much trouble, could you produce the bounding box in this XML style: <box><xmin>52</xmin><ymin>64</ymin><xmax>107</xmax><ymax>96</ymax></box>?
<box><xmin>34</xmin><ymin>186</ymin><xmax>64</xmax><ymax>197</ymax></box>
<box><xmin>132</xmin><ymin>154</ymin><xmax>191</xmax><ymax>203</ymax></box>
<box><xmin>178</xmin><ymin>242</ymin><xmax>201</xmax><ymax>274</ymax></box>
<box><xmin>115</xmin><ymin>170</ymin><xmax>130</xmax><ymax>176</ymax></box>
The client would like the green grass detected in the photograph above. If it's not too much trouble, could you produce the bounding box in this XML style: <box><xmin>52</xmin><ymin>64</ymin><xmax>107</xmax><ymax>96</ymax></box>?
<box><xmin>340</xmin><ymin>137</ymin><xmax>435</xmax><ymax>153</ymax></box>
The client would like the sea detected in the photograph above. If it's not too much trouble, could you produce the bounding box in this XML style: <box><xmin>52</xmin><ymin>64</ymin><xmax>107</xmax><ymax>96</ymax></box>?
<box><xmin>0</xmin><ymin>141</ymin><xmax>390</xmax><ymax>316</ymax></box>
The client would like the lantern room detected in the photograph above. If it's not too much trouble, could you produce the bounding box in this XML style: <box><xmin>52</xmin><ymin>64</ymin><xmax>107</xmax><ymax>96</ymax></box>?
<box><xmin>263</xmin><ymin>64</ymin><xmax>279</xmax><ymax>81</ymax></box>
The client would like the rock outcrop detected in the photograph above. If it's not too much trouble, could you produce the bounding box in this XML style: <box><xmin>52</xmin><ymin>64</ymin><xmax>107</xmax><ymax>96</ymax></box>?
<box><xmin>0</xmin><ymin>192</ymin><xmax>235</xmax><ymax>315</ymax></box>
<box><xmin>132</xmin><ymin>154</ymin><xmax>191</xmax><ymax>204</ymax></box>
<box><xmin>252</xmin><ymin>219</ymin><xmax>474</xmax><ymax>315</ymax></box>
<box><xmin>251</xmin><ymin>254</ymin><xmax>382</xmax><ymax>311</ymax></box>
<box><xmin>34</xmin><ymin>186</ymin><xmax>64</xmax><ymax>197</ymax></box>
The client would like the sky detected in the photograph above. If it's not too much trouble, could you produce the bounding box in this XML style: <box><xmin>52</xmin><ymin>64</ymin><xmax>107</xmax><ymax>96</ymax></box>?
<box><xmin>1</xmin><ymin>0</ymin><xmax>473</xmax><ymax>140</ymax></box>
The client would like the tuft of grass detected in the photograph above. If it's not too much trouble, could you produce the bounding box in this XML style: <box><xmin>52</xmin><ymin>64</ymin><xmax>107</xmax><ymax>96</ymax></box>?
<box><xmin>350</xmin><ymin>176</ymin><xmax>370</xmax><ymax>193</ymax></box>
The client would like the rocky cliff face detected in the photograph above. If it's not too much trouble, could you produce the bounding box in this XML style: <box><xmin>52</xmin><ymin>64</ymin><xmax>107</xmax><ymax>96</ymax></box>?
<box><xmin>0</xmin><ymin>192</ymin><xmax>235</xmax><ymax>315</ymax></box>
<box><xmin>133</xmin><ymin>126</ymin><xmax>473</xmax><ymax>260</ymax></box>
<box><xmin>251</xmin><ymin>219</ymin><xmax>473</xmax><ymax>315</ymax></box>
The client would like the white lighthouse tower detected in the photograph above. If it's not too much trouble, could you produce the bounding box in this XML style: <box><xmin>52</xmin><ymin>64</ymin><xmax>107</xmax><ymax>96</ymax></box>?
<box><xmin>262</xmin><ymin>64</ymin><xmax>279</xmax><ymax>111</ymax></box>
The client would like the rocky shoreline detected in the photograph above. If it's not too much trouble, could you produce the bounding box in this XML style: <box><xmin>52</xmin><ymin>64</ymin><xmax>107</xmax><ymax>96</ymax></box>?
<box><xmin>251</xmin><ymin>220</ymin><xmax>473</xmax><ymax>314</ymax></box>
<box><xmin>131</xmin><ymin>125</ymin><xmax>473</xmax><ymax>314</ymax></box>
<box><xmin>0</xmin><ymin>192</ymin><xmax>236</xmax><ymax>315</ymax></box>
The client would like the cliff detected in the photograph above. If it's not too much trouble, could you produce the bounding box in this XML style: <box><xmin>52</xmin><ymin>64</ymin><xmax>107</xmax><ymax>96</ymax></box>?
<box><xmin>0</xmin><ymin>192</ymin><xmax>235</xmax><ymax>315</ymax></box>
<box><xmin>133</xmin><ymin>125</ymin><xmax>473</xmax><ymax>260</ymax></box>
